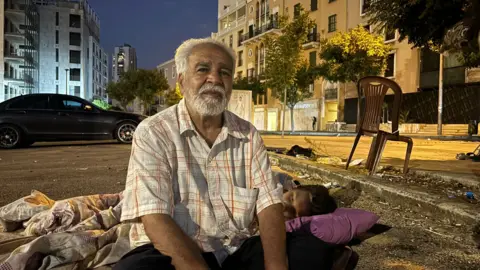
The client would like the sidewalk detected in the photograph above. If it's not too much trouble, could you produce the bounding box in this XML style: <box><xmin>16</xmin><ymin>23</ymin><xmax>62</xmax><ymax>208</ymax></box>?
<box><xmin>262</xmin><ymin>135</ymin><xmax>480</xmax><ymax>184</ymax></box>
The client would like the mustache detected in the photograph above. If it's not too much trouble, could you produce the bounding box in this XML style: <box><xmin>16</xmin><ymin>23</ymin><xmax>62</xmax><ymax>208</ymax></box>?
<box><xmin>199</xmin><ymin>84</ymin><xmax>226</xmax><ymax>96</ymax></box>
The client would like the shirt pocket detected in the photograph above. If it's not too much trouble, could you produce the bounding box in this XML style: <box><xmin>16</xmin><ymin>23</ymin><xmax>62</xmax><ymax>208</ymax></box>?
<box><xmin>221</xmin><ymin>186</ymin><xmax>259</xmax><ymax>230</ymax></box>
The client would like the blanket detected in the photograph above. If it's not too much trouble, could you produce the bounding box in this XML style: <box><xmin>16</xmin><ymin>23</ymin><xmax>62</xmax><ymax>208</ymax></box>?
<box><xmin>0</xmin><ymin>191</ymin><xmax>128</xmax><ymax>270</ymax></box>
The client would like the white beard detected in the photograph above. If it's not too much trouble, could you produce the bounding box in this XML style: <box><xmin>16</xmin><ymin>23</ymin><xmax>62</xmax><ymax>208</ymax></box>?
<box><xmin>186</xmin><ymin>84</ymin><xmax>230</xmax><ymax>116</ymax></box>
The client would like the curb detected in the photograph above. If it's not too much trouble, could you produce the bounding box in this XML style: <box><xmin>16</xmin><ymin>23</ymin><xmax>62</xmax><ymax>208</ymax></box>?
<box><xmin>260</xmin><ymin>131</ymin><xmax>480</xmax><ymax>142</ymax></box>
<box><xmin>268</xmin><ymin>153</ymin><xmax>480</xmax><ymax>226</ymax></box>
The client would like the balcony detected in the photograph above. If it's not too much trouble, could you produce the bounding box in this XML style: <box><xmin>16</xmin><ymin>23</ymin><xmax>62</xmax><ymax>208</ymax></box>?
<box><xmin>218</xmin><ymin>0</ymin><xmax>246</xmax><ymax>19</ymax></box>
<box><xmin>4</xmin><ymin>30</ymin><xmax>24</xmax><ymax>44</ymax></box>
<box><xmin>324</xmin><ymin>88</ymin><xmax>338</xmax><ymax>101</ymax></box>
<box><xmin>303</xmin><ymin>33</ymin><xmax>321</xmax><ymax>49</ymax></box>
<box><xmin>5</xmin><ymin>1</ymin><xmax>26</xmax><ymax>24</ymax></box>
<box><xmin>4</xmin><ymin>74</ymin><xmax>34</xmax><ymax>85</ymax></box>
<box><xmin>241</xmin><ymin>21</ymin><xmax>281</xmax><ymax>44</ymax></box>
<box><xmin>218</xmin><ymin>15</ymin><xmax>246</xmax><ymax>36</ymax></box>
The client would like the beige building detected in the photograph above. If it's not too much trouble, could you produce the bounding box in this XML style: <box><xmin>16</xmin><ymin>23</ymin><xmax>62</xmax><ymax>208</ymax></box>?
<box><xmin>213</xmin><ymin>0</ymin><xmax>480</xmax><ymax>131</ymax></box>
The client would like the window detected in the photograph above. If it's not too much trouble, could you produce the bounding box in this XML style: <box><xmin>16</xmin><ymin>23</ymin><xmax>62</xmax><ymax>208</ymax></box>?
<box><xmin>56</xmin><ymin>66</ymin><xmax>59</xmax><ymax>80</ymax></box>
<box><xmin>361</xmin><ymin>0</ymin><xmax>371</xmax><ymax>15</ymax></box>
<box><xmin>69</xmin><ymin>50</ymin><xmax>81</xmax><ymax>64</ymax></box>
<box><xmin>55</xmin><ymin>49</ymin><xmax>59</xmax><ymax>62</ymax></box>
<box><xmin>69</xmin><ymin>14</ymin><xmax>81</xmax><ymax>28</ymax></box>
<box><xmin>69</xmin><ymin>32</ymin><xmax>81</xmax><ymax>46</ymax></box>
<box><xmin>56</xmin><ymin>85</ymin><xmax>59</xmax><ymax>94</ymax></box>
<box><xmin>328</xmin><ymin>15</ymin><xmax>337</xmax><ymax>32</ymax></box>
<box><xmin>309</xmin><ymin>51</ymin><xmax>316</xmax><ymax>66</ymax></box>
<box><xmin>164</xmin><ymin>68</ymin><xmax>168</xmax><ymax>78</ymax></box>
<box><xmin>363</xmin><ymin>24</ymin><xmax>370</xmax><ymax>32</ymax></box>
<box><xmin>385</xmin><ymin>53</ymin><xmax>395</xmax><ymax>77</ymax></box>
<box><xmin>55</xmin><ymin>12</ymin><xmax>59</xmax><ymax>26</ymax></box>
<box><xmin>229</xmin><ymin>35</ymin><xmax>233</xmax><ymax>48</ymax></box>
<box><xmin>60</xmin><ymin>99</ymin><xmax>84</xmax><ymax>110</ymax></box>
<box><xmin>294</xmin><ymin>4</ymin><xmax>301</xmax><ymax>19</ymax></box>
<box><xmin>172</xmin><ymin>65</ymin><xmax>176</xmax><ymax>78</ymax></box>
<box><xmin>55</xmin><ymin>30</ymin><xmax>59</xmax><ymax>44</ymax></box>
<box><xmin>328</xmin><ymin>0</ymin><xmax>336</xmax><ymax>3</ymax></box>
<box><xmin>70</xmin><ymin>68</ymin><xmax>81</xmax><ymax>81</ymax></box>
<box><xmin>311</xmin><ymin>0</ymin><xmax>318</xmax><ymax>11</ymax></box>
<box><xmin>385</xmin><ymin>27</ymin><xmax>396</xmax><ymax>42</ymax></box>
<box><xmin>238</xmin><ymin>51</ymin><xmax>243</xmax><ymax>67</ymax></box>
<box><xmin>238</xmin><ymin>30</ymin><xmax>244</xmax><ymax>46</ymax></box>
<box><xmin>8</xmin><ymin>95</ymin><xmax>50</xmax><ymax>110</ymax></box>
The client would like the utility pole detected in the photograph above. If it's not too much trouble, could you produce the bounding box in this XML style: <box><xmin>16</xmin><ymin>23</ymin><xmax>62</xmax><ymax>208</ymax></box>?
<box><xmin>437</xmin><ymin>53</ymin><xmax>444</xmax><ymax>135</ymax></box>
<box><xmin>65</xmin><ymin>69</ymin><xmax>69</xmax><ymax>95</ymax></box>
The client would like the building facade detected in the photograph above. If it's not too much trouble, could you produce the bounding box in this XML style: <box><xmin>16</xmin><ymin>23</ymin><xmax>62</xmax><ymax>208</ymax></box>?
<box><xmin>156</xmin><ymin>58</ymin><xmax>176</xmax><ymax>90</ymax></box>
<box><xmin>1</xmin><ymin>0</ymin><xmax>40</xmax><ymax>103</ymax></box>
<box><xmin>213</xmin><ymin>0</ymin><xmax>480</xmax><ymax>131</ymax></box>
<box><xmin>34</xmin><ymin>0</ymin><xmax>106</xmax><ymax>101</ymax></box>
<box><xmin>112</xmin><ymin>44</ymin><xmax>137</xmax><ymax>82</ymax></box>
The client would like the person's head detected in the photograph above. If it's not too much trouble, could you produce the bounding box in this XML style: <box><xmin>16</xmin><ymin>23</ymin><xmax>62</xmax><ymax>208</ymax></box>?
<box><xmin>282</xmin><ymin>185</ymin><xmax>337</xmax><ymax>220</ymax></box>
<box><xmin>175</xmin><ymin>38</ymin><xmax>236</xmax><ymax>117</ymax></box>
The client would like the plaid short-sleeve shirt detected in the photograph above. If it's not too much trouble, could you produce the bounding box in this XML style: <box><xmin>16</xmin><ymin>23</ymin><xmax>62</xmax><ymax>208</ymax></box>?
<box><xmin>121</xmin><ymin>99</ymin><xmax>283</xmax><ymax>264</ymax></box>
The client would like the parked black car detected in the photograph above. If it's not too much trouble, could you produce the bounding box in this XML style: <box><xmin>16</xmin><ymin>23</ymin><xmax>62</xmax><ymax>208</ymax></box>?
<box><xmin>0</xmin><ymin>94</ymin><xmax>147</xmax><ymax>149</ymax></box>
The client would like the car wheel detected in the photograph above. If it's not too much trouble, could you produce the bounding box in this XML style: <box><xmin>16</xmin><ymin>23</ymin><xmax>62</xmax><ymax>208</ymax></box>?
<box><xmin>0</xmin><ymin>124</ymin><xmax>23</xmax><ymax>149</ymax></box>
<box><xmin>115</xmin><ymin>121</ymin><xmax>137</xmax><ymax>144</ymax></box>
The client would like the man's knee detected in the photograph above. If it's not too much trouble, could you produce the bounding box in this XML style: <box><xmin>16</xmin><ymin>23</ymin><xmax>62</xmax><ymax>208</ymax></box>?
<box><xmin>113</xmin><ymin>244</ymin><xmax>175</xmax><ymax>270</ymax></box>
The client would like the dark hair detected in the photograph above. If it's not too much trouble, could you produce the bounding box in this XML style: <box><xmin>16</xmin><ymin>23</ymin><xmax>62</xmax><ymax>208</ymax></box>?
<box><xmin>297</xmin><ymin>185</ymin><xmax>337</xmax><ymax>215</ymax></box>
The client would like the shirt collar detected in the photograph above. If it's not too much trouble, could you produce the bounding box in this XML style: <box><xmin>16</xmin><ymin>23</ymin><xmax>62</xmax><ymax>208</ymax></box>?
<box><xmin>177</xmin><ymin>99</ymin><xmax>248</xmax><ymax>140</ymax></box>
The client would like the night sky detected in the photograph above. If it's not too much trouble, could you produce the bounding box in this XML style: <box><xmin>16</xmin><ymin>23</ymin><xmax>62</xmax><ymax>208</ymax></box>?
<box><xmin>88</xmin><ymin>0</ymin><xmax>218</xmax><ymax>69</ymax></box>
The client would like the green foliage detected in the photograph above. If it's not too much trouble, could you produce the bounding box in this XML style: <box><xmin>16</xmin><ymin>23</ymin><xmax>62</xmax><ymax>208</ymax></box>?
<box><xmin>316</xmin><ymin>26</ymin><xmax>392</xmax><ymax>83</ymax></box>
<box><xmin>367</xmin><ymin>0</ymin><xmax>480</xmax><ymax>67</ymax></box>
<box><xmin>165</xmin><ymin>83</ymin><xmax>183</xmax><ymax>106</ymax></box>
<box><xmin>399</xmin><ymin>109</ymin><xmax>415</xmax><ymax>124</ymax></box>
<box><xmin>107</xmin><ymin>69</ymin><xmax>169</xmax><ymax>113</ymax></box>
<box><xmin>287</xmin><ymin>61</ymin><xmax>316</xmax><ymax>108</ymax></box>
<box><xmin>232</xmin><ymin>76</ymin><xmax>266</xmax><ymax>104</ymax></box>
<box><xmin>263</xmin><ymin>4</ymin><xmax>316</xmax><ymax>103</ymax></box>
<box><xmin>92</xmin><ymin>99</ymin><xmax>111</xmax><ymax>110</ymax></box>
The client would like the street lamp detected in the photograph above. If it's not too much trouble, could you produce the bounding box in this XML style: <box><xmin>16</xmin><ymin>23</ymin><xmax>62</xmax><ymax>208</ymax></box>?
<box><xmin>65</xmin><ymin>69</ymin><xmax>69</xmax><ymax>95</ymax></box>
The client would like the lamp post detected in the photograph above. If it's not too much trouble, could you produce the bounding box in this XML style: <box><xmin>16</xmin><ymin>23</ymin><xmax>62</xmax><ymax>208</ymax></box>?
<box><xmin>65</xmin><ymin>69</ymin><xmax>69</xmax><ymax>95</ymax></box>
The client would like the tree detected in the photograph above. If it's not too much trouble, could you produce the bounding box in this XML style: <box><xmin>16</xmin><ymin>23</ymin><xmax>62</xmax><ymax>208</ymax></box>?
<box><xmin>316</xmin><ymin>26</ymin><xmax>392</xmax><ymax>122</ymax></box>
<box><xmin>134</xmin><ymin>69</ymin><xmax>169</xmax><ymax>114</ymax></box>
<box><xmin>232</xmin><ymin>76</ymin><xmax>266</xmax><ymax>104</ymax></box>
<box><xmin>106</xmin><ymin>80</ymin><xmax>135</xmax><ymax>110</ymax></box>
<box><xmin>165</xmin><ymin>82</ymin><xmax>183</xmax><ymax>106</ymax></box>
<box><xmin>263</xmin><ymin>4</ymin><xmax>316</xmax><ymax>132</ymax></box>
<box><xmin>107</xmin><ymin>69</ymin><xmax>169</xmax><ymax>114</ymax></box>
<box><xmin>367</xmin><ymin>0</ymin><xmax>480</xmax><ymax>67</ymax></box>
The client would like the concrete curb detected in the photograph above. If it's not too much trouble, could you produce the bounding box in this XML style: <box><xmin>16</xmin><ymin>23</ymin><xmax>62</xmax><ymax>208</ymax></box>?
<box><xmin>268</xmin><ymin>153</ymin><xmax>480</xmax><ymax>226</ymax></box>
<box><xmin>261</xmin><ymin>131</ymin><xmax>480</xmax><ymax>142</ymax></box>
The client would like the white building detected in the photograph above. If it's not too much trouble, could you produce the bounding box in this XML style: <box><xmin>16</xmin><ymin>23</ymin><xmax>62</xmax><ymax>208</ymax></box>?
<box><xmin>1</xmin><ymin>0</ymin><xmax>40</xmax><ymax>103</ymax></box>
<box><xmin>34</xmin><ymin>0</ymin><xmax>108</xmax><ymax>101</ymax></box>
<box><xmin>112</xmin><ymin>44</ymin><xmax>137</xmax><ymax>82</ymax></box>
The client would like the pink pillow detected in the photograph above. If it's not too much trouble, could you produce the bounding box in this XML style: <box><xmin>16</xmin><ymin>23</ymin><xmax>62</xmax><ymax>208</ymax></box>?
<box><xmin>285</xmin><ymin>208</ymin><xmax>379</xmax><ymax>245</ymax></box>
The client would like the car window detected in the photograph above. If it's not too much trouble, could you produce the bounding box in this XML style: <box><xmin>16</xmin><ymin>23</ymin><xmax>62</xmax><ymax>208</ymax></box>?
<box><xmin>62</xmin><ymin>99</ymin><xmax>84</xmax><ymax>110</ymax></box>
<box><xmin>8</xmin><ymin>96</ymin><xmax>50</xmax><ymax>110</ymax></box>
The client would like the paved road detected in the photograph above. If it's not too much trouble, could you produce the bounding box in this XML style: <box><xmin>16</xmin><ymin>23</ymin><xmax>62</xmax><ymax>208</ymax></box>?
<box><xmin>263</xmin><ymin>135</ymin><xmax>480</xmax><ymax>180</ymax></box>
<box><xmin>0</xmin><ymin>141</ymin><xmax>479</xmax><ymax>269</ymax></box>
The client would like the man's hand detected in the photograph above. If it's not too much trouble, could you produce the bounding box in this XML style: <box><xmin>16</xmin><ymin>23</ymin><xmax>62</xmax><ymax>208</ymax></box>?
<box><xmin>142</xmin><ymin>214</ymin><xmax>209</xmax><ymax>270</ymax></box>
<box><xmin>258</xmin><ymin>203</ymin><xmax>288</xmax><ymax>270</ymax></box>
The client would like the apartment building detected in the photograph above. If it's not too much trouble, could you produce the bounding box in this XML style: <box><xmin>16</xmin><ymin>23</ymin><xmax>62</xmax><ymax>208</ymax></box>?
<box><xmin>157</xmin><ymin>58</ymin><xmax>176</xmax><ymax>90</ymax></box>
<box><xmin>34</xmin><ymin>0</ymin><xmax>107</xmax><ymax>101</ymax></box>
<box><xmin>214</xmin><ymin>0</ymin><xmax>480</xmax><ymax>131</ymax></box>
<box><xmin>1</xmin><ymin>0</ymin><xmax>40</xmax><ymax>103</ymax></box>
<box><xmin>112</xmin><ymin>43</ymin><xmax>137</xmax><ymax>82</ymax></box>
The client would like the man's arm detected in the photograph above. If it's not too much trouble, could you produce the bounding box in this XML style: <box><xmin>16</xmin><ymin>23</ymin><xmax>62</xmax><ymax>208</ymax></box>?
<box><xmin>121</xmin><ymin>124</ymin><xmax>208</xmax><ymax>270</ymax></box>
<box><xmin>258</xmin><ymin>204</ymin><xmax>288</xmax><ymax>270</ymax></box>
<box><xmin>251</xmin><ymin>131</ymin><xmax>288</xmax><ymax>270</ymax></box>
<box><xmin>142</xmin><ymin>214</ymin><xmax>209</xmax><ymax>270</ymax></box>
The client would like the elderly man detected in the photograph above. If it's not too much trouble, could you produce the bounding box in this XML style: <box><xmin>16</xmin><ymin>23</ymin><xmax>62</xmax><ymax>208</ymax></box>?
<box><xmin>114</xmin><ymin>39</ymin><xmax>333</xmax><ymax>270</ymax></box>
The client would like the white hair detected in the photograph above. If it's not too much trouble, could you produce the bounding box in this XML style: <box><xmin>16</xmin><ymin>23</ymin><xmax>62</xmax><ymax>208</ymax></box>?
<box><xmin>174</xmin><ymin>38</ymin><xmax>236</xmax><ymax>76</ymax></box>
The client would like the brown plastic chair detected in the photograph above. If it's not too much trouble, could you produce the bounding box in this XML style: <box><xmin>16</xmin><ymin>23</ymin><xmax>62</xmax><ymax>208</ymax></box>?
<box><xmin>345</xmin><ymin>76</ymin><xmax>413</xmax><ymax>176</ymax></box>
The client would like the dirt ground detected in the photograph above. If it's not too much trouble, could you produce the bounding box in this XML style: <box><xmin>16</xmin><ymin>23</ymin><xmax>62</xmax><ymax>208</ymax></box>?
<box><xmin>1</xmin><ymin>140</ymin><xmax>480</xmax><ymax>269</ymax></box>
<box><xmin>263</xmin><ymin>135</ymin><xmax>480</xmax><ymax>180</ymax></box>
